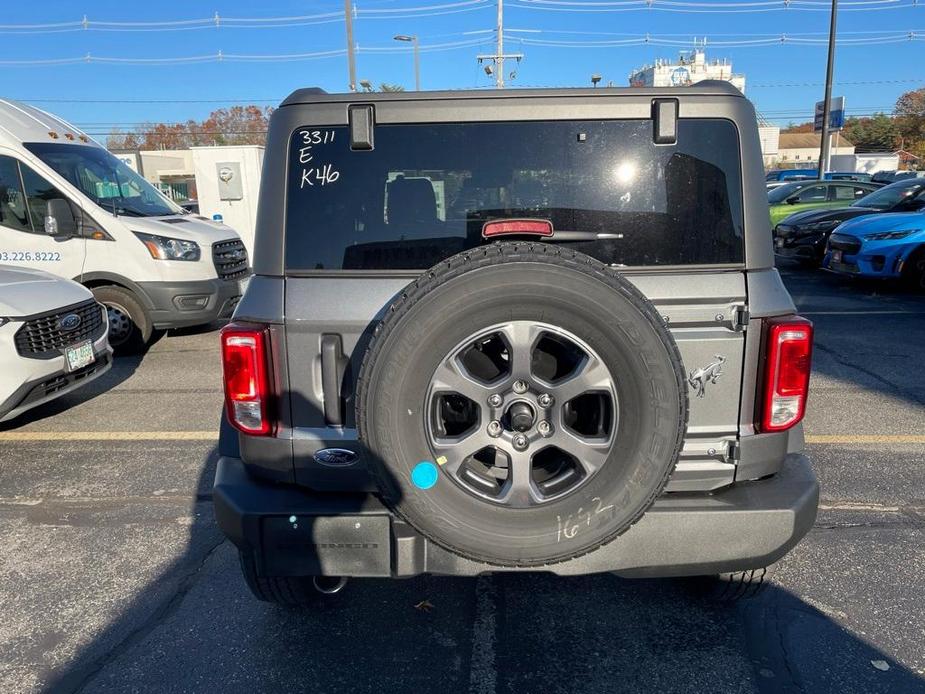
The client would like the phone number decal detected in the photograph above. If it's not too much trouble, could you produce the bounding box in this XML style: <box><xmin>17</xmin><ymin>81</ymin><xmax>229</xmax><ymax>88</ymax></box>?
<box><xmin>0</xmin><ymin>251</ymin><xmax>62</xmax><ymax>262</ymax></box>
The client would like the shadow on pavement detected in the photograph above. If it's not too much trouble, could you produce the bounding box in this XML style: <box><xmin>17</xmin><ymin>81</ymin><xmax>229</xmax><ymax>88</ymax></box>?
<box><xmin>37</xmin><ymin>438</ymin><xmax>923</xmax><ymax>693</ymax></box>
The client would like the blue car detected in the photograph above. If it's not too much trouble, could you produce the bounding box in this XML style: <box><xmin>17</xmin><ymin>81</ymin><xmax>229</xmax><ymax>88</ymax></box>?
<box><xmin>826</xmin><ymin>212</ymin><xmax>925</xmax><ymax>290</ymax></box>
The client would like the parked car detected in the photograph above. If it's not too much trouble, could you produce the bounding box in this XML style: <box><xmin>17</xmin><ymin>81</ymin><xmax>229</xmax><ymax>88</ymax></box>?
<box><xmin>869</xmin><ymin>170</ymin><xmax>923</xmax><ymax>184</ymax></box>
<box><xmin>826</xmin><ymin>212</ymin><xmax>925</xmax><ymax>290</ymax></box>
<box><xmin>824</xmin><ymin>171</ymin><xmax>873</xmax><ymax>182</ymax></box>
<box><xmin>774</xmin><ymin>178</ymin><xmax>925</xmax><ymax>265</ymax></box>
<box><xmin>214</xmin><ymin>82</ymin><xmax>818</xmax><ymax>605</ymax></box>
<box><xmin>0</xmin><ymin>99</ymin><xmax>250</xmax><ymax>354</ymax></box>
<box><xmin>0</xmin><ymin>265</ymin><xmax>111</xmax><ymax>422</ymax></box>
<box><xmin>766</xmin><ymin>169</ymin><xmax>817</xmax><ymax>182</ymax></box>
<box><xmin>768</xmin><ymin>180</ymin><xmax>879</xmax><ymax>227</ymax></box>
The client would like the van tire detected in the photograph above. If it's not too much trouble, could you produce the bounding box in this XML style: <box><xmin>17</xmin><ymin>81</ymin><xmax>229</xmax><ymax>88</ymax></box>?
<box><xmin>357</xmin><ymin>242</ymin><xmax>688</xmax><ymax>567</ymax></box>
<box><xmin>91</xmin><ymin>285</ymin><xmax>152</xmax><ymax>355</ymax></box>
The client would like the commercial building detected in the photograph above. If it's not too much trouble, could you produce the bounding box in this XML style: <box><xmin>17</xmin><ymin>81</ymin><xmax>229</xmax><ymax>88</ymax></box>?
<box><xmin>628</xmin><ymin>49</ymin><xmax>746</xmax><ymax>93</ymax></box>
<box><xmin>775</xmin><ymin>133</ymin><xmax>855</xmax><ymax>168</ymax></box>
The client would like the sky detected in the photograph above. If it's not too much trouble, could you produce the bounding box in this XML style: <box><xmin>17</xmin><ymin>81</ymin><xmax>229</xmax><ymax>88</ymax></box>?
<box><xmin>1</xmin><ymin>0</ymin><xmax>922</xmax><ymax>137</ymax></box>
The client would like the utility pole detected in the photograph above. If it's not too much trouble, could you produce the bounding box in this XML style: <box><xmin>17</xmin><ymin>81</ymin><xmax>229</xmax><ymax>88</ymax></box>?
<box><xmin>344</xmin><ymin>0</ymin><xmax>357</xmax><ymax>92</ymax></box>
<box><xmin>817</xmin><ymin>0</ymin><xmax>838</xmax><ymax>179</ymax></box>
<box><xmin>476</xmin><ymin>0</ymin><xmax>523</xmax><ymax>89</ymax></box>
<box><xmin>496</xmin><ymin>0</ymin><xmax>504</xmax><ymax>89</ymax></box>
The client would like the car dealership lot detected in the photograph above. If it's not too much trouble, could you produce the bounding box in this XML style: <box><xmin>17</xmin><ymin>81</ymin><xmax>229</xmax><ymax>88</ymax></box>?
<box><xmin>1</xmin><ymin>265</ymin><xmax>923</xmax><ymax>694</ymax></box>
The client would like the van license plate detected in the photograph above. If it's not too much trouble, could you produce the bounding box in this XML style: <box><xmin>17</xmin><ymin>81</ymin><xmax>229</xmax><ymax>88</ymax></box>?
<box><xmin>832</xmin><ymin>250</ymin><xmax>843</xmax><ymax>263</ymax></box>
<box><xmin>65</xmin><ymin>341</ymin><xmax>95</xmax><ymax>372</ymax></box>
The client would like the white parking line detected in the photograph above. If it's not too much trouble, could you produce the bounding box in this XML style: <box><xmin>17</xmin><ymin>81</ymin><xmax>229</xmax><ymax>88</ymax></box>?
<box><xmin>468</xmin><ymin>575</ymin><xmax>498</xmax><ymax>694</ymax></box>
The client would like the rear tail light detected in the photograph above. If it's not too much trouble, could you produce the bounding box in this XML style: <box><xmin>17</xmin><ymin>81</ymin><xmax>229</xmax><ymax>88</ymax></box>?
<box><xmin>482</xmin><ymin>218</ymin><xmax>553</xmax><ymax>238</ymax></box>
<box><xmin>759</xmin><ymin>316</ymin><xmax>813</xmax><ymax>433</ymax></box>
<box><xmin>221</xmin><ymin>323</ymin><xmax>273</xmax><ymax>436</ymax></box>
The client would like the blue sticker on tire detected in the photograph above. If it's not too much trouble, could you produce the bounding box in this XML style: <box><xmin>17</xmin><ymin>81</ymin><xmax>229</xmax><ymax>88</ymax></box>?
<box><xmin>411</xmin><ymin>461</ymin><xmax>439</xmax><ymax>489</ymax></box>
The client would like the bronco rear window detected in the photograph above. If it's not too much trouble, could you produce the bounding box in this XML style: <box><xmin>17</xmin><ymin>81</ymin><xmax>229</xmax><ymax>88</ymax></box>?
<box><xmin>285</xmin><ymin>119</ymin><xmax>743</xmax><ymax>271</ymax></box>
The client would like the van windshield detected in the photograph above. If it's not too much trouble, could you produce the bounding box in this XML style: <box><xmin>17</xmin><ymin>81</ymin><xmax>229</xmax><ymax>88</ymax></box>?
<box><xmin>24</xmin><ymin>142</ymin><xmax>183</xmax><ymax>218</ymax></box>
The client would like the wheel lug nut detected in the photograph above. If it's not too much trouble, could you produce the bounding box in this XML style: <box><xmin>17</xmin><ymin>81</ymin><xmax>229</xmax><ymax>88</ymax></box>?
<box><xmin>487</xmin><ymin>420</ymin><xmax>503</xmax><ymax>437</ymax></box>
<box><xmin>512</xmin><ymin>380</ymin><xmax>528</xmax><ymax>394</ymax></box>
<box><xmin>513</xmin><ymin>434</ymin><xmax>529</xmax><ymax>450</ymax></box>
<box><xmin>537</xmin><ymin>393</ymin><xmax>553</xmax><ymax>408</ymax></box>
<box><xmin>487</xmin><ymin>393</ymin><xmax>503</xmax><ymax>408</ymax></box>
<box><xmin>537</xmin><ymin>420</ymin><xmax>552</xmax><ymax>437</ymax></box>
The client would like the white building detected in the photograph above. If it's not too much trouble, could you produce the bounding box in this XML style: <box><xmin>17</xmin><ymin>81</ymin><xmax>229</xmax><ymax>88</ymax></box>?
<box><xmin>775</xmin><ymin>133</ymin><xmax>855</xmax><ymax>167</ymax></box>
<box><xmin>629</xmin><ymin>49</ymin><xmax>746</xmax><ymax>93</ymax></box>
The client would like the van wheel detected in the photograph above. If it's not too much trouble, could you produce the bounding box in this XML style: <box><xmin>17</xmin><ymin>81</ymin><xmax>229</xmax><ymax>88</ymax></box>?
<box><xmin>238</xmin><ymin>552</ymin><xmax>347</xmax><ymax>606</ymax></box>
<box><xmin>91</xmin><ymin>286</ymin><xmax>152</xmax><ymax>355</ymax></box>
<box><xmin>681</xmin><ymin>567</ymin><xmax>770</xmax><ymax>603</ymax></box>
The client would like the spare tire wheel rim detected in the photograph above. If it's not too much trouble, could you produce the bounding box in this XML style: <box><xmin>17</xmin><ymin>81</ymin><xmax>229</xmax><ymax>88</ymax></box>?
<box><xmin>425</xmin><ymin>321</ymin><xmax>618</xmax><ymax>508</ymax></box>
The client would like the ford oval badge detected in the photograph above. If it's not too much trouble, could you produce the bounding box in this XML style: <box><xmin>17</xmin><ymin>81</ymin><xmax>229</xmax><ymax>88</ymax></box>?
<box><xmin>313</xmin><ymin>448</ymin><xmax>360</xmax><ymax>467</ymax></box>
<box><xmin>58</xmin><ymin>313</ymin><xmax>82</xmax><ymax>332</ymax></box>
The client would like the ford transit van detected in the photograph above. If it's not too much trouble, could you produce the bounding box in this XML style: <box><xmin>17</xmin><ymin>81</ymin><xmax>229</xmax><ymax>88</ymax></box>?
<box><xmin>0</xmin><ymin>99</ymin><xmax>249</xmax><ymax>353</ymax></box>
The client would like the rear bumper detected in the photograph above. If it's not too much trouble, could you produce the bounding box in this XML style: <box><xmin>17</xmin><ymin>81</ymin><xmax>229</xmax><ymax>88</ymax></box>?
<box><xmin>214</xmin><ymin>453</ymin><xmax>819</xmax><ymax>579</ymax></box>
<box><xmin>137</xmin><ymin>276</ymin><xmax>248</xmax><ymax>330</ymax></box>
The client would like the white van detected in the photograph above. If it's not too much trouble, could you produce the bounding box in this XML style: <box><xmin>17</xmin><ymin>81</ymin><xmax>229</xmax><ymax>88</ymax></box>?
<box><xmin>0</xmin><ymin>99</ymin><xmax>249</xmax><ymax>353</ymax></box>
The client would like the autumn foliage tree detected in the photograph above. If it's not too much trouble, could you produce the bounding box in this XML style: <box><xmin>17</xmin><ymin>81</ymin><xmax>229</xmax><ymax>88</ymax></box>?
<box><xmin>106</xmin><ymin>105</ymin><xmax>273</xmax><ymax>150</ymax></box>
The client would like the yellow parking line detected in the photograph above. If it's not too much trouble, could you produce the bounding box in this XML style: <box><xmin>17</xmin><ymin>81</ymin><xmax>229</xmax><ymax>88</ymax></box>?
<box><xmin>806</xmin><ymin>434</ymin><xmax>925</xmax><ymax>444</ymax></box>
<box><xmin>0</xmin><ymin>431</ymin><xmax>217</xmax><ymax>441</ymax></box>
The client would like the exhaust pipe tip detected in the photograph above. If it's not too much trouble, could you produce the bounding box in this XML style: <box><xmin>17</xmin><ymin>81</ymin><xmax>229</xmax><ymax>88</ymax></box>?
<box><xmin>312</xmin><ymin>576</ymin><xmax>348</xmax><ymax>594</ymax></box>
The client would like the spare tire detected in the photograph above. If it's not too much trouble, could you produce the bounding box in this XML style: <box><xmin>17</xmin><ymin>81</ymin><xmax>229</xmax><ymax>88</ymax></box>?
<box><xmin>357</xmin><ymin>243</ymin><xmax>688</xmax><ymax>566</ymax></box>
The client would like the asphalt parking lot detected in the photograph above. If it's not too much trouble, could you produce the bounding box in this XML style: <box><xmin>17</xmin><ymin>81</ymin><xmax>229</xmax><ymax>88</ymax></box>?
<box><xmin>1</xmin><ymin>263</ymin><xmax>923</xmax><ymax>694</ymax></box>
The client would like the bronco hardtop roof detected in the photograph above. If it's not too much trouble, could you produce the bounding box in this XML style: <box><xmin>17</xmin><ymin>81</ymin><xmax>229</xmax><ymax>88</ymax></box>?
<box><xmin>281</xmin><ymin>80</ymin><xmax>744</xmax><ymax>107</ymax></box>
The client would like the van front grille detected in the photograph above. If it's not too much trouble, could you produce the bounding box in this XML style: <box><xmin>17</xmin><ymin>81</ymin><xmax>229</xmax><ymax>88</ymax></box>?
<box><xmin>14</xmin><ymin>299</ymin><xmax>106</xmax><ymax>360</ymax></box>
<box><xmin>212</xmin><ymin>239</ymin><xmax>250</xmax><ymax>281</ymax></box>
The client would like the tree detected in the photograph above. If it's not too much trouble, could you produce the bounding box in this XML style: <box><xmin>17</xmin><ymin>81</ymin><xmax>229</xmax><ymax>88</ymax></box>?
<box><xmin>199</xmin><ymin>105</ymin><xmax>273</xmax><ymax>146</ymax></box>
<box><xmin>782</xmin><ymin>121</ymin><xmax>814</xmax><ymax>134</ymax></box>
<box><xmin>106</xmin><ymin>128</ymin><xmax>141</xmax><ymax>150</ymax></box>
<box><xmin>842</xmin><ymin>114</ymin><xmax>898</xmax><ymax>153</ymax></box>
<box><xmin>104</xmin><ymin>105</ymin><xmax>274</xmax><ymax>151</ymax></box>
<box><xmin>379</xmin><ymin>83</ymin><xmax>405</xmax><ymax>92</ymax></box>
<box><xmin>894</xmin><ymin>87</ymin><xmax>925</xmax><ymax>161</ymax></box>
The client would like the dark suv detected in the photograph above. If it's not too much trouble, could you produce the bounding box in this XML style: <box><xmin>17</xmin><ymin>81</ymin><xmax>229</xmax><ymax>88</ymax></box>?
<box><xmin>214</xmin><ymin>83</ymin><xmax>819</xmax><ymax>604</ymax></box>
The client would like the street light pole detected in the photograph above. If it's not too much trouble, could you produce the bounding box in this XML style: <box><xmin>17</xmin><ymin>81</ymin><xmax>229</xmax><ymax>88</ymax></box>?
<box><xmin>817</xmin><ymin>0</ymin><xmax>838</xmax><ymax>179</ymax></box>
<box><xmin>394</xmin><ymin>35</ymin><xmax>420</xmax><ymax>91</ymax></box>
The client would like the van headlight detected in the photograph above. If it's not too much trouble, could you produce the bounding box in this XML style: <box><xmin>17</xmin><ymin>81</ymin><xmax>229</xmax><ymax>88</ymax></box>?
<box><xmin>133</xmin><ymin>232</ymin><xmax>201</xmax><ymax>261</ymax></box>
<box><xmin>863</xmin><ymin>230</ymin><xmax>917</xmax><ymax>241</ymax></box>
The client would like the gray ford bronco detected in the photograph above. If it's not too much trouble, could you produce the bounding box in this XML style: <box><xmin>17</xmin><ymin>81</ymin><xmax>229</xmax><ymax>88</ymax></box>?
<box><xmin>214</xmin><ymin>82</ymin><xmax>819</xmax><ymax>604</ymax></box>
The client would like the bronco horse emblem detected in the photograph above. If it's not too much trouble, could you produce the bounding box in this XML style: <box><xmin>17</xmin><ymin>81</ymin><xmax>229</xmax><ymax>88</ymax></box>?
<box><xmin>688</xmin><ymin>355</ymin><xmax>726</xmax><ymax>399</ymax></box>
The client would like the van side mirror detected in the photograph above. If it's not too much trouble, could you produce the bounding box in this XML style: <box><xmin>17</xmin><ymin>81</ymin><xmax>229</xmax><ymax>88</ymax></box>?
<box><xmin>44</xmin><ymin>199</ymin><xmax>78</xmax><ymax>238</ymax></box>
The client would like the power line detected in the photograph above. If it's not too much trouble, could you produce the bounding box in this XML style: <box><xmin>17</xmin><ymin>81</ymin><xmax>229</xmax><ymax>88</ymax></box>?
<box><xmin>503</xmin><ymin>30</ymin><xmax>923</xmax><ymax>46</ymax></box>
<box><xmin>0</xmin><ymin>2</ymin><xmax>493</xmax><ymax>34</ymax></box>
<box><xmin>510</xmin><ymin>0</ymin><xmax>921</xmax><ymax>12</ymax></box>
